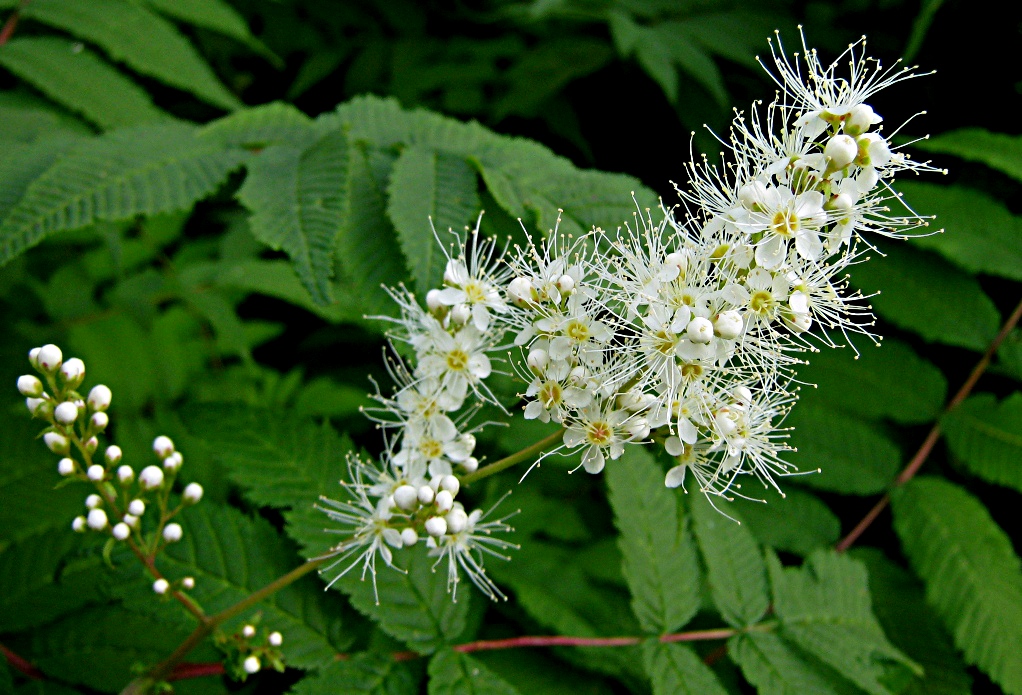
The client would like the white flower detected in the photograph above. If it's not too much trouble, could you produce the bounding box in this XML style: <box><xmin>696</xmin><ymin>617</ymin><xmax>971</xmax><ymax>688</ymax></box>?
<box><xmin>563</xmin><ymin>401</ymin><xmax>634</xmax><ymax>474</ymax></box>
<box><xmin>426</xmin><ymin>500</ymin><xmax>517</xmax><ymax>602</ymax></box>
<box><xmin>416</xmin><ymin>325</ymin><xmax>494</xmax><ymax>410</ymax></box>
<box><xmin>739</xmin><ymin>184</ymin><xmax>827</xmax><ymax>267</ymax></box>
<box><xmin>434</xmin><ymin>220</ymin><xmax>512</xmax><ymax>332</ymax></box>
<box><xmin>537</xmin><ymin>293</ymin><xmax>614</xmax><ymax>369</ymax></box>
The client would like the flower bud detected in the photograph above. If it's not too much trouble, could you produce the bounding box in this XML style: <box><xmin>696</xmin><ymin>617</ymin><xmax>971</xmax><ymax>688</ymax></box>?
<box><xmin>183</xmin><ymin>482</ymin><xmax>204</xmax><ymax>505</ymax></box>
<box><xmin>28</xmin><ymin>347</ymin><xmax>41</xmax><ymax>369</ymax></box>
<box><xmin>17</xmin><ymin>375</ymin><xmax>43</xmax><ymax>397</ymax></box>
<box><xmin>417</xmin><ymin>485</ymin><xmax>435</xmax><ymax>505</ymax></box>
<box><xmin>26</xmin><ymin>397</ymin><xmax>47</xmax><ymax>417</ymax></box>
<box><xmin>123</xmin><ymin>514</ymin><xmax>139</xmax><ymax>527</ymax></box>
<box><xmin>435</xmin><ymin>489</ymin><xmax>454</xmax><ymax>513</ymax></box>
<box><xmin>44</xmin><ymin>432</ymin><xmax>69</xmax><ymax>454</ymax></box>
<box><xmin>128</xmin><ymin>499</ymin><xmax>145</xmax><ymax>516</ymax></box>
<box><xmin>738</xmin><ymin>180</ymin><xmax>768</xmax><ymax>209</ymax></box>
<box><xmin>844</xmin><ymin>103</ymin><xmax>881</xmax><ymax>136</ymax></box>
<box><xmin>112</xmin><ymin>522</ymin><xmax>130</xmax><ymax>541</ymax></box>
<box><xmin>72</xmin><ymin>516</ymin><xmax>87</xmax><ymax>533</ymax></box>
<box><xmin>117</xmin><ymin>465</ymin><xmax>134</xmax><ymax>484</ymax></box>
<box><xmin>686</xmin><ymin>316</ymin><xmax>714</xmax><ymax>344</ymax></box>
<box><xmin>60</xmin><ymin>358</ymin><xmax>85</xmax><ymax>386</ymax></box>
<box><xmin>243</xmin><ymin>656</ymin><xmax>260</xmax><ymax>675</ymax></box>
<box><xmin>450</xmin><ymin>303</ymin><xmax>471</xmax><ymax>326</ymax></box>
<box><xmin>84</xmin><ymin>436</ymin><xmax>99</xmax><ymax>454</ymax></box>
<box><xmin>713</xmin><ymin>310</ymin><xmax>743</xmax><ymax>340</ymax></box>
<box><xmin>153</xmin><ymin>578</ymin><xmax>169</xmax><ymax>595</ymax></box>
<box><xmin>86</xmin><ymin>493</ymin><xmax>102</xmax><ymax>509</ymax></box>
<box><xmin>58</xmin><ymin>458</ymin><xmax>76</xmax><ymax>476</ymax></box>
<box><xmin>87</xmin><ymin>464</ymin><xmax>105</xmax><ymax>482</ymax></box>
<box><xmin>460</xmin><ymin>456</ymin><xmax>479</xmax><ymax>474</ymax></box>
<box><xmin>400</xmin><ymin>527</ymin><xmax>419</xmax><ymax>546</ymax></box>
<box><xmin>268</xmin><ymin>631</ymin><xmax>283</xmax><ymax>647</ymax></box>
<box><xmin>440</xmin><ymin>475</ymin><xmax>460</xmax><ymax>497</ymax></box>
<box><xmin>152</xmin><ymin>436</ymin><xmax>175</xmax><ymax>459</ymax></box>
<box><xmin>425</xmin><ymin>288</ymin><xmax>444</xmax><ymax>313</ymax></box>
<box><xmin>446</xmin><ymin>508</ymin><xmax>468</xmax><ymax>534</ymax></box>
<box><xmin>507</xmin><ymin>277</ymin><xmax>533</xmax><ymax>305</ymax></box>
<box><xmin>182</xmin><ymin>577</ymin><xmax>195</xmax><ymax>590</ymax></box>
<box><xmin>163</xmin><ymin>451</ymin><xmax>183</xmax><ymax>473</ymax></box>
<box><xmin>527</xmin><ymin>348</ymin><xmax>549</xmax><ymax>373</ymax></box>
<box><xmin>139</xmin><ymin>465</ymin><xmax>165</xmax><ymax>490</ymax></box>
<box><xmin>242</xmin><ymin>625</ymin><xmax>256</xmax><ymax>638</ymax></box>
<box><xmin>555</xmin><ymin>274</ymin><xmax>575</xmax><ymax>295</ymax></box>
<box><xmin>104</xmin><ymin>445</ymin><xmax>122</xmax><ymax>465</ymax></box>
<box><xmin>87</xmin><ymin>508</ymin><xmax>108</xmax><ymax>530</ymax></box>
<box><xmin>393</xmin><ymin>484</ymin><xmax>418</xmax><ymax>511</ymax></box>
<box><xmin>54</xmin><ymin>402</ymin><xmax>78</xmax><ymax>425</ymax></box>
<box><xmin>664</xmin><ymin>251</ymin><xmax>689</xmax><ymax>277</ymax></box>
<box><xmin>163</xmin><ymin>523</ymin><xmax>183</xmax><ymax>542</ymax></box>
<box><xmin>627</xmin><ymin>418</ymin><xmax>651</xmax><ymax>441</ymax></box>
<box><xmin>715</xmin><ymin>410</ymin><xmax>738</xmax><ymax>436</ymax></box>
<box><xmin>91</xmin><ymin>412</ymin><xmax>109</xmax><ymax>431</ymax></box>
<box><xmin>36</xmin><ymin>344</ymin><xmax>63</xmax><ymax>373</ymax></box>
<box><xmin>733</xmin><ymin>385</ymin><xmax>753</xmax><ymax>406</ymax></box>
<box><xmin>825</xmin><ymin>134</ymin><xmax>858</xmax><ymax>170</ymax></box>
<box><xmin>87</xmin><ymin>385</ymin><xmax>112</xmax><ymax>412</ymax></box>
<box><xmin>424</xmin><ymin>516</ymin><xmax>448</xmax><ymax>537</ymax></box>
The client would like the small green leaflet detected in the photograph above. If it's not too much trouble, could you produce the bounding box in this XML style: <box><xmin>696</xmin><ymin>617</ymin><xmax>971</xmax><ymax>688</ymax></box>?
<box><xmin>689</xmin><ymin>494</ymin><xmax>769</xmax><ymax>628</ymax></box>
<box><xmin>941</xmin><ymin>393</ymin><xmax>1022</xmax><ymax>493</ymax></box>
<box><xmin>914</xmin><ymin>127</ymin><xmax>1022</xmax><ymax>184</ymax></box>
<box><xmin>642</xmin><ymin>641</ymin><xmax>728</xmax><ymax>695</ymax></box>
<box><xmin>427</xmin><ymin>650</ymin><xmax>521</xmax><ymax>695</ymax></box>
<box><xmin>725</xmin><ymin>487</ymin><xmax>840</xmax><ymax>557</ymax></box>
<box><xmin>729</xmin><ymin>632</ymin><xmax>860</xmax><ymax>695</ymax></box>
<box><xmin>292</xmin><ymin>652</ymin><xmax>420</xmax><ymax>695</ymax></box>
<box><xmin>892</xmin><ymin>477</ymin><xmax>1022</xmax><ymax>694</ymax></box>
<box><xmin>606</xmin><ymin>446</ymin><xmax>700</xmax><ymax>633</ymax></box>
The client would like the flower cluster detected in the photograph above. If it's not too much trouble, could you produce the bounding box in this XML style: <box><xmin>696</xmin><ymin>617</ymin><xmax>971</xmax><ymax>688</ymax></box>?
<box><xmin>215</xmin><ymin>622</ymin><xmax>285</xmax><ymax>681</ymax></box>
<box><xmin>18</xmin><ymin>344</ymin><xmax>204</xmax><ymax>594</ymax></box>
<box><xmin>315</xmin><ymin>32</ymin><xmax>940</xmax><ymax>601</ymax></box>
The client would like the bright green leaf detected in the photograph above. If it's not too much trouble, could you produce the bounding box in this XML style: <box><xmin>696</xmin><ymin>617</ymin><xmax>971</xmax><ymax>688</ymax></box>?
<box><xmin>729</xmin><ymin>632</ymin><xmax>859</xmax><ymax>695</ymax></box>
<box><xmin>915</xmin><ymin>127</ymin><xmax>1022</xmax><ymax>183</ymax></box>
<box><xmin>200</xmin><ymin>101</ymin><xmax>314</xmax><ymax>149</ymax></box>
<box><xmin>941</xmin><ymin>393</ymin><xmax>1022</xmax><ymax>493</ymax></box>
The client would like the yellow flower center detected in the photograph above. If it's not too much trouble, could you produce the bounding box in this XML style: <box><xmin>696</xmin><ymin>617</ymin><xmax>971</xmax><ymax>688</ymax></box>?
<box><xmin>770</xmin><ymin>210</ymin><xmax>799</xmax><ymax>238</ymax></box>
<box><xmin>750</xmin><ymin>290</ymin><xmax>775</xmax><ymax>315</ymax></box>
<box><xmin>538</xmin><ymin>381</ymin><xmax>563</xmax><ymax>408</ymax></box>
<box><xmin>464</xmin><ymin>281</ymin><xmax>487</xmax><ymax>303</ymax></box>
<box><xmin>586</xmin><ymin>420</ymin><xmax>612</xmax><ymax>446</ymax></box>
<box><xmin>419</xmin><ymin>439</ymin><xmax>444</xmax><ymax>459</ymax></box>
<box><xmin>565</xmin><ymin>320</ymin><xmax>590</xmax><ymax>342</ymax></box>
<box><xmin>446</xmin><ymin>349</ymin><xmax>469</xmax><ymax>371</ymax></box>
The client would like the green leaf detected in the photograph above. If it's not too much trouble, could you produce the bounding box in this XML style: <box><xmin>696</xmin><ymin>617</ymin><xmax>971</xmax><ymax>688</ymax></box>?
<box><xmin>0</xmin><ymin>37</ymin><xmax>168</xmax><ymax>129</ymax></box>
<box><xmin>338</xmin><ymin>548</ymin><xmax>471</xmax><ymax>655</ymax></box>
<box><xmin>0</xmin><ymin>533</ymin><xmax>107</xmax><ymax>633</ymax></box>
<box><xmin>785</xmin><ymin>404</ymin><xmax>901</xmax><ymax>495</ymax></box>
<box><xmin>0</xmin><ymin>122</ymin><xmax>246</xmax><ymax>264</ymax></box>
<box><xmin>469</xmin><ymin>650</ymin><xmax>614</xmax><ymax>695</ymax></box>
<box><xmin>0</xmin><ymin>419</ymin><xmax>85</xmax><ymax>543</ymax></box>
<box><xmin>658</xmin><ymin>28</ymin><xmax>728</xmax><ymax>107</ymax></box>
<box><xmin>689</xmin><ymin>494</ymin><xmax>768</xmax><ymax>628</ymax></box>
<box><xmin>853</xmin><ymin>548</ymin><xmax>972</xmax><ymax>695</ymax></box>
<box><xmin>797</xmin><ymin>336</ymin><xmax>947</xmax><ymax>425</ymax></box>
<box><xmin>238</xmin><ymin>130</ymin><xmax>349</xmax><ymax>305</ymax></box>
<box><xmin>605</xmin><ymin>446</ymin><xmax>700</xmax><ymax>633</ymax></box>
<box><xmin>726</xmin><ymin>487</ymin><xmax>840</xmax><ymax>557</ymax></box>
<box><xmin>125</xmin><ymin>504</ymin><xmax>348</xmax><ymax>668</ymax></box>
<box><xmin>427</xmin><ymin>650</ymin><xmax>521</xmax><ymax>695</ymax></box>
<box><xmin>67</xmin><ymin>314</ymin><xmax>158</xmax><ymax>411</ymax></box>
<box><xmin>141</xmin><ymin>0</ymin><xmax>258</xmax><ymax>47</ymax></box>
<box><xmin>0</xmin><ymin>90</ymin><xmax>91</xmax><ymax>145</ymax></box>
<box><xmin>849</xmin><ymin>242</ymin><xmax>1000</xmax><ymax>352</ymax></box>
<box><xmin>914</xmin><ymin>127</ymin><xmax>1022</xmax><ymax>183</ymax></box>
<box><xmin>769</xmin><ymin>550</ymin><xmax>918</xmax><ymax>695</ymax></box>
<box><xmin>941</xmin><ymin>393</ymin><xmax>1022</xmax><ymax>492</ymax></box>
<box><xmin>899</xmin><ymin>181</ymin><xmax>1022</xmax><ymax>281</ymax></box>
<box><xmin>22</xmin><ymin>0</ymin><xmax>242</xmax><ymax>110</ymax></box>
<box><xmin>0</xmin><ymin>135</ymin><xmax>84</xmax><ymax>224</ymax></box>
<box><xmin>642</xmin><ymin>641</ymin><xmax>728</xmax><ymax>695</ymax></box>
<box><xmin>292</xmin><ymin>652</ymin><xmax>420</xmax><ymax>695</ymax></box>
<box><xmin>729</xmin><ymin>632</ymin><xmax>859</xmax><ymax>695</ymax></box>
<box><xmin>387</xmin><ymin>146</ymin><xmax>479</xmax><ymax>292</ymax></box>
<box><xmin>892</xmin><ymin>476</ymin><xmax>1022</xmax><ymax>694</ymax></box>
<box><xmin>200</xmin><ymin>101</ymin><xmax>314</xmax><ymax>149</ymax></box>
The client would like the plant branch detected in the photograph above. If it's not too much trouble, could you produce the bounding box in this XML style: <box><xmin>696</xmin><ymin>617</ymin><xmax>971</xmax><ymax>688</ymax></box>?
<box><xmin>461</xmin><ymin>428</ymin><xmax>564</xmax><ymax>485</ymax></box>
<box><xmin>835</xmin><ymin>295</ymin><xmax>1022</xmax><ymax>552</ymax></box>
<box><xmin>0</xmin><ymin>0</ymin><xmax>27</xmax><ymax>47</ymax></box>
<box><xmin>1</xmin><ymin>642</ymin><xmax>44</xmax><ymax>680</ymax></box>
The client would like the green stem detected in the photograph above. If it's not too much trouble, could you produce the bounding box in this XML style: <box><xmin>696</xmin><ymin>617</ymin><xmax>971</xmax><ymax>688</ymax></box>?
<box><xmin>460</xmin><ymin>428</ymin><xmax>565</xmax><ymax>485</ymax></box>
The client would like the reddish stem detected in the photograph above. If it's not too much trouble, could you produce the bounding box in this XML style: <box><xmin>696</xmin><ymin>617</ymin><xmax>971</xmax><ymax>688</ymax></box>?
<box><xmin>0</xmin><ymin>0</ymin><xmax>27</xmax><ymax>47</ymax></box>
<box><xmin>1</xmin><ymin>642</ymin><xmax>45</xmax><ymax>680</ymax></box>
<box><xmin>835</xmin><ymin>295</ymin><xmax>1022</xmax><ymax>552</ymax></box>
<box><xmin>168</xmin><ymin>662</ymin><xmax>226</xmax><ymax>681</ymax></box>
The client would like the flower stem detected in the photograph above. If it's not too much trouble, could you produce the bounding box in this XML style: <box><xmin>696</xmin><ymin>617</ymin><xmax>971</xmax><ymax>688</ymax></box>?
<box><xmin>461</xmin><ymin>429</ymin><xmax>564</xmax><ymax>485</ymax></box>
<box><xmin>835</xmin><ymin>295</ymin><xmax>1022</xmax><ymax>552</ymax></box>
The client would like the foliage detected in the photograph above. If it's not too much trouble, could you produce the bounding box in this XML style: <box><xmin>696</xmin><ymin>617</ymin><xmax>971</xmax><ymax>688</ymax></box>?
<box><xmin>1</xmin><ymin>0</ymin><xmax>1020</xmax><ymax>694</ymax></box>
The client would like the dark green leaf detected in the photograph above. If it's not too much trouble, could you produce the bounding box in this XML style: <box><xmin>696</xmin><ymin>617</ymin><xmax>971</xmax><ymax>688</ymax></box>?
<box><xmin>729</xmin><ymin>632</ymin><xmax>859</xmax><ymax>695</ymax></box>
<box><xmin>427</xmin><ymin>650</ymin><xmax>521</xmax><ymax>695</ymax></box>
<box><xmin>200</xmin><ymin>101</ymin><xmax>314</xmax><ymax>149</ymax></box>
<box><xmin>642</xmin><ymin>641</ymin><xmax>728</xmax><ymax>695</ymax></box>
<box><xmin>292</xmin><ymin>652</ymin><xmax>420</xmax><ymax>695</ymax></box>
<box><xmin>941</xmin><ymin>393</ymin><xmax>1022</xmax><ymax>493</ymax></box>
<box><xmin>915</xmin><ymin>128</ymin><xmax>1022</xmax><ymax>183</ymax></box>
<box><xmin>726</xmin><ymin>487</ymin><xmax>840</xmax><ymax>557</ymax></box>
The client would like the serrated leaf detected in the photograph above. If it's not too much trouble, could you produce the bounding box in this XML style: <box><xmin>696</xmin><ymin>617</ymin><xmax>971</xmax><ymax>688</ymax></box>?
<box><xmin>292</xmin><ymin>652</ymin><xmax>420</xmax><ymax>695</ymax></box>
<box><xmin>0</xmin><ymin>37</ymin><xmax>167</xmax><ymax>129</ymax></box>
<box><xmin>338</xmin><ymin>547</ymin><xmax>470</xmax><ymax>655</ymax></box>
<box><xmin>142</xmin><ymin>0</ymin><xmax>257</xmax><ymax>46</ymax></box>
<box><xmin>658</xmin><ymin>28</ymin><xmax>727</xmax><ymax>107</ymax></box>
<box><xmin>469</xmin><ymin>650</ymin><xmax>613</xmax><ymax>695</ymax></box>
<box><xmin>915</xmin><ymin>127</ymin><xmax>1022</xmax><ymax>183</ymax></box>
<box><xmin>853</xmin><ymin>548</ymin><xmax>972</xmax><ymax>695</ymax></box>
<box><xmin>798</xmin><ymin>336</ymin><xmax>947</xmax><ymax>424</ymax></box>
<box><xmin>899</xmin><ymin>182</ymin><xmax>1022</xmax><ymax>281</ymax></box>
<box><xmin>785</xmin><ymin>404</ymin><xmax>901</xmax><ymax>495</ymax></box>
<box><xmin>200</xmin><ymin>101</ymin><xmax>314</xmax><ymax>149</ymax></box>
<box><xmin>427</xmin><ymin>650</ymin><xmax>521</xmax><ymax>695</ymax></box>
<box><xmin>606</xmin><ymin>446</ymin><xmax>700</xmax><ymax>633</ymax></box>
<box><xmin>642</xmin><ymin>641</ymin><xmax>728</xmax><ymax>695</ymax></box>
<box><xmin>769</xmin><ymin>550</ymin><xmax>917</xmax><ymax>695</ymax></box>
<box><xmin>387</xmin><ymin>146</ymin><xmax>479</xmax><ymax>292</ymax></box>
<box><xmin>850</xmin><ymin>242</ymin><xmax>1000</xmax><ymax>352</ymax></box>
<box><xmin>726</xmin><ymin>487</ymin><xmax>840</xmax><ymax>557</ymax></box>
<box><xmin>0</xmin><ymin>121</ymin><xmax>246</xmax><ymax>264</ymax></box>
<box><xmin>892</xmin><ymin>476</ymin><xmax>1022</xmax><ymax>694</ymax></box>
<box><xmin>729</xmin><ymin>632</ymin><xmax>859</xmax><ymax>695</ymax></box>
<box><xmin>239</xmin><ymin>131</ymin><xmax>349</xmax><ymax>305</ymax></box>
<box><xmin>689</xmin><ymin>494</ymin><xmax>768</xmax><ymax>628</ymax></box>
<box><xmin>0</xmin><ymin>135</ymin><xmax>83</xmax><ymax>224</ymax></box>
<box><xmin>941</xmin><ymin>393</ymin><xmax>1022</xmax><ymax>492</ymax></box>
<box><xmin>22</xmin><ymin>0</ymin><xmax>242</xmax><ymax>110</ymax></box>
<box><xmin>0</xmin><ymin>533</ymin><xmax>107</xmax><ymax>633</ymax></box>
<box><xmin>0</xmin><ymin>89</ymin><xmax>91</xmax><ymax>145</ymax></box>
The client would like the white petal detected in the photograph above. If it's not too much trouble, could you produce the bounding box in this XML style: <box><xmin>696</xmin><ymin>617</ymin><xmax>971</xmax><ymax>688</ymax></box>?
<box><xmin>664</xmin><ymin>464</ymin><xmax>688</xmax><ymax>488</ymax></box>
<box><xmin>755</xmin><ymin>236</ymin><xmax>786</xmax><ymax>270</ymax></box>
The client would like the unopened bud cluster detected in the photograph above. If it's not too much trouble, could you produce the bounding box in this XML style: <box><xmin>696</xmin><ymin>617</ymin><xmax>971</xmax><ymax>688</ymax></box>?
<box><xmin>17</xmin><ymin>346</ymin><xmax>204</xmax><ymax>589</ymax></box>
<box><xmin>215</xmin><ymin>622</ymin><xmax>285</xmax><ymax>681</ymax></box>
<box><xmin>319</xmin><ymin>31</ymin><xmax>940</xmax><ymax>603</ymax></box>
